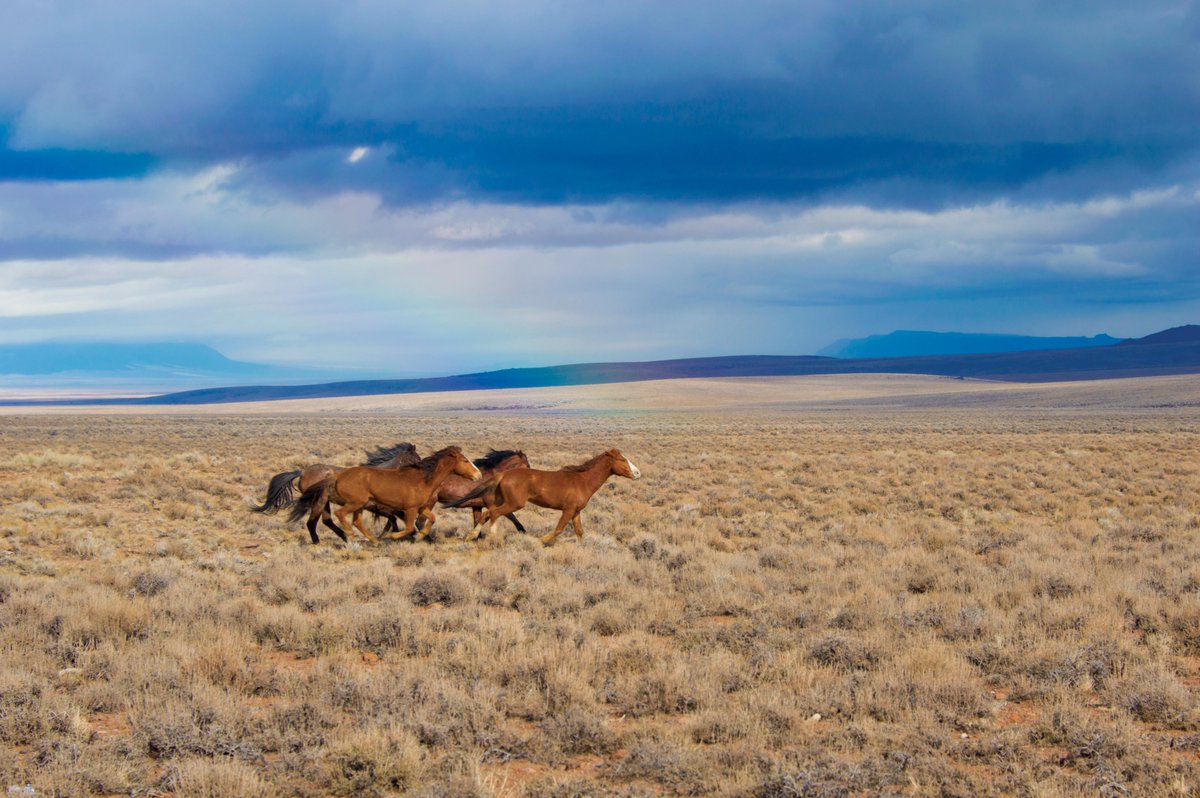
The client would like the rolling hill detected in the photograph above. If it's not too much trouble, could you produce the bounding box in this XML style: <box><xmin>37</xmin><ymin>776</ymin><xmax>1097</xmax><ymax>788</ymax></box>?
<box><xmin>818</xmin><ymin>330</ymin><xmax>1122</xmax><ymax>358</ymax></box>
<box><xmin>6</xmin><ymin>325</ymin><xmax>1199</xmax><ymax>406</ymax></box>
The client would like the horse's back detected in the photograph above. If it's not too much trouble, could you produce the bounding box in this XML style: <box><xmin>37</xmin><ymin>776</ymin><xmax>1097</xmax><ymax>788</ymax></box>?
<box><xmin>340</xmin><ymin>464</ymin><xmax>428</xmax><ymax>508</ymax></box>
<box><xmin>501</xmin><ymin>467</ymin><xmax>579</xmax><ymax>508</ymax></box>
<box><xmin>299</xmin><ymin>463</ymin><xmax>338</xmax><ymax>492</ymax></box>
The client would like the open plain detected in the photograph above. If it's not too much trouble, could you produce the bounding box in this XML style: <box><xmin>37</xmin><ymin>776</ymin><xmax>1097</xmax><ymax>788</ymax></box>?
<box><xmin>1</xmin><ymin>375</ymin><xmax>1199</xmax><ymax>797</ymax></box>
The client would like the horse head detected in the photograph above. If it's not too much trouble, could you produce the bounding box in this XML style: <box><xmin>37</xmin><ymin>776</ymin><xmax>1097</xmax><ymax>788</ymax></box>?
<box><xmin>608</xmin><ymin>448</ymin><xmax>641</xmax><ymax>480</ymax></box>
<box><xmin>449</xmin><ymin>447</ymin><xmax>483</xmax><ymax>481</ymax></box>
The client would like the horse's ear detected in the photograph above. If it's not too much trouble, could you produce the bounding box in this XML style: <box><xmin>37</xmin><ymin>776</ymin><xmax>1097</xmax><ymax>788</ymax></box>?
<box><xmin>608</xmin><ymin>448</ymin><xmax>621</xmax><ymax>458</ymax></box>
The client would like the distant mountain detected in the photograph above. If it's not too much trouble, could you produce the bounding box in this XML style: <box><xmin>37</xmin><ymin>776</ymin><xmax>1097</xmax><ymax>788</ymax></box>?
<box><xmin>0</xmin><ymin>342</ymin><xmax>392</xmax><ymax>389</ymax></box>
<box><xmin>818</xmin><ymin>330</ymin><xmax>1123</xmax><ymax>358</ymax></box>
<box><xmin>0</xmin><ymin>342</ymin><xmax>267</xmax><ymax>376</ymax></box>
<box><xmin>6</xmin><ymin>325</ymin><xmax>1200</xmax><ymax>406</ymax></box>
<box><xmin>1117</xmin><ymin>324</ymin><xmax>1200</xmax><ymax>346</ymax></box>
<box><xmin>133</xmin><ymin>356</ymin><xmax>837</xmax><ymax>404</ymax></box>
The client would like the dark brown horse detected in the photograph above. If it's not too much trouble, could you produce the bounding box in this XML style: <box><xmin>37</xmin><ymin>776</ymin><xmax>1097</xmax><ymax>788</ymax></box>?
<box><xmin>249</xmin><ymin>443</ymin><xmax>419</xmax><ymax>516</ymax></box>
<box><xmin>381</xmin><ymin>449</ymin><xmax>531</xmax><ymax>536</ymax></box>
<box><xmin>453</xmin><ymin>449</ymin><xmax>640</xmax><ymax>546</ymax></box>
<box><xmin>291</xmin><ymin>447</ymin><xmax>481</xmax><ymax>544</ymax></box>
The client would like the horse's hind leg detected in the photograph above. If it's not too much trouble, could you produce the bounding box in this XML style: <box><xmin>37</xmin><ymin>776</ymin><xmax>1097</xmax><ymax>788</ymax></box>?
<box><xmin>468</xmin><ymin>503</ymin><xmax>508</xmax><ymax>541</ymax></box>
<box><xmin>306</xmin><ymin>494</ymin><xmax>326</xmax><ymax>544</ymax></box>
<box><xmin>321</xmin><ymin>506</ymin><xmax>348</xmax><ymax>542</ymax></box>
<box><xmin>468</xmin><ymin>487</ymin><xmax>501</xmax><ymax>541</ymax></box>
<box><xmin>507</xmin><ymin>512</ymin><xmax>526</xmax><ymax>534</ymax></box>
<box><xmin>572</xmin><ymin>512</ymin><xmax>584</xmax><ymax>539</ymax></box>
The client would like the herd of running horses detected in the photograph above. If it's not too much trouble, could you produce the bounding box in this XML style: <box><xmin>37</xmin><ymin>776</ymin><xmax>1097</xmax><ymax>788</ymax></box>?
<box><xmin>249</xmin><ymin>443</ymin><xmax>642</xmax><ymax>547</ymax></box>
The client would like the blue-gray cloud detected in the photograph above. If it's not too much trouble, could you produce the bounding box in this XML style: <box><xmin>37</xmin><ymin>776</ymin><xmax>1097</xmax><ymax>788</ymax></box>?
<box><xmin>1</xmin><ymin>1</ymin><xmax>1196</xmax><ymax>205</ymax></box>
<box><xmin>1</xmin><ymin>1</ymin><xmax>1198</xmax><ymax>373</ymax></box>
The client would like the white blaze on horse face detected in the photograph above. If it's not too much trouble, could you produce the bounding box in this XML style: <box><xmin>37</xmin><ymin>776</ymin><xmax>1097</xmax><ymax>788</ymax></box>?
<box><xmin>625</xmin><ymin>457</ymin><xmax>641</xmax><ymax>479</ymax></box>
<box><xmin>469</xmin><ymin>463</ymin><xmax>483</xmax><ymax>481</ymax></box>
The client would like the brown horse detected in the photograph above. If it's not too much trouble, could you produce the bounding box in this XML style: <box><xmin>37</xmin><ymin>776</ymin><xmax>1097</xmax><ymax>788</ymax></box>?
<box><xmin>454</xmin><ymin>449</ymin><xmax>641</xmax><ymax>546</ymax></box>
<box><xmin>381</xmin><ymin>449</ymin><xmax>531</xmax><ymax>536</ymax></box>
<box><xmin>249</xmin><ymin>442</ymin><xmax>419</xmax><ymax>516</ymax></box>
<box><xmin>292</xmin><ymin>447</ymin><xmax>481</xmax><ymax>544</ymax></box>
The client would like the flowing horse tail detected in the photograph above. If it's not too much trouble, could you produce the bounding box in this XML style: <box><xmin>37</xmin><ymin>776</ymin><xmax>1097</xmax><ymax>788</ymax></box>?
<box><xmin>445</xmin><ymin>477</ymin><xmax>499</xmax><ymax>508</ymax></box>
<box><xmin>248</xmin><ymin>470</ymin><xmax>303</xmax><ymax>513</ymax></box>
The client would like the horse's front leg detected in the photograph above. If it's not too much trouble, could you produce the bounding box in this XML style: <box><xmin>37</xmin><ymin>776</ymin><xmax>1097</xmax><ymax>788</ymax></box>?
<box><xmin>415</xmin><ymin>507</ymin><xmax>437</xmax><ymax>541</ymax></box>
<box><xmin>352</xmin><ymin>510</ymin><xmax>379</xmax><ymax>544</ymax></box>
<box><xmin>388</xmin><ymin>511</ymin><xmax>417</xmax><ymax>542</ymax></box>
<box><xmin>469</xmin><ymin>501</ymin><xmax>514</xmax><ymax>541</ymax></box>
<box><xmin>468</xmin><ymin>487</ymin><xmax>499</xmax><ymax>540</ymax></box>
<box><xmin>540</xmin><ymin>506</ymin><xmax>578</xmax><ymax>546</ymax></box>
<box><xmin>334</xmin><ymin>504</ymin><xmax>358</xmax><ymax>542</ymax></box>
<box><xmin>386</xmin><ymin>507</ymin><xmax>420</xmax><ymax>541</ymax></box>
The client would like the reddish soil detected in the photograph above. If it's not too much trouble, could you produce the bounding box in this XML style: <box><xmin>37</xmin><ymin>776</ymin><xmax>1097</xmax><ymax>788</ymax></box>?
<box><xmin>88</xmin><ymin>712</ymin><xmax>132</xmax><ymax>738</ymax></box>
<box><xmin>995</xmin><ymin>701</ymin><xmax>1038</xmax><ymax>728</ymax></box>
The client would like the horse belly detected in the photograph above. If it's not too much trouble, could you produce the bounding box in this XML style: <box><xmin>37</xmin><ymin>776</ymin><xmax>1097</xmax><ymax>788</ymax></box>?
<box><xmin>523</xmin><ymin>474</ymin><xmax>574</xmax><ymax>510</ymax></box>
<box><xmin>370</xmin><ymin>483</ymin><xmax>422</xmax><ymax>510</ymax></box>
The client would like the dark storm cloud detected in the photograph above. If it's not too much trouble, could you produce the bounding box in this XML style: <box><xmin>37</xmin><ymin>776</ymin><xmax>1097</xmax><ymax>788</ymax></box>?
<box><xmin>0</xmin><ymin>146</ymin><xmax>153</xmax><ymax>182</ymax></box>
<box><xmin>1</xmin><ymin>1</ymin><xmax>1196</xmax><ymax>205</ymax></box>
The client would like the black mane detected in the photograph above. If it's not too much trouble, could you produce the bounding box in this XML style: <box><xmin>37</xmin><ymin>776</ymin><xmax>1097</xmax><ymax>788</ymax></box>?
<box><xmin>362</xmin><ymin>442</ymin><xmax>418</xmax><ymax>466</ymax></box>
<box><xmin>473</xmin><ymin>449</ymin><xmax>525</xmax><ymax>471</ymax></box>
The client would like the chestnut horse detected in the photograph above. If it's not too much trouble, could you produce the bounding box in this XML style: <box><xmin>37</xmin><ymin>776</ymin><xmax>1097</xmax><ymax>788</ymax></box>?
<box><xmin>381</xmin><ymin>449</ymin><xmax>531</xmax><ymax>536</ymax></box>
<box><xmin>249</xmin><ymin>442</ymin><xmax>419</xmax><ymax>515</ymax></box>
<box><xmin>292</xmin><ymin>447</ymin><xmax>481</xmax><ymax>544</ymax></box>
<box><xmin>453</xmin><ymin>449</ymin><xmax>641</xmax><ymax>546</ymax></box>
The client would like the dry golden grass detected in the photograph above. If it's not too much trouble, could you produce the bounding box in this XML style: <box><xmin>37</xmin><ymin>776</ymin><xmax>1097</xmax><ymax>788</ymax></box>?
<box><xmin>1</xmin><ymin>386</ymin><xmax>1199</xmax><ymax>796</ymax></box>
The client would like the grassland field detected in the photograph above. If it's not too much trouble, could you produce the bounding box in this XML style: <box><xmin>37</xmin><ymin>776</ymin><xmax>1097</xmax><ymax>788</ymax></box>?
<box><xmin>1</xmin><ymin>375</ymin><xmax>1199</xmax><ymax>797</ymax></box>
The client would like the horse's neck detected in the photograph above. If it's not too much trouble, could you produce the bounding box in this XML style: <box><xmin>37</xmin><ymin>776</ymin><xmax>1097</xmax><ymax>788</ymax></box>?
<box><xmin>576</xmin><ymin>458</ymin><xmax>613</xmax><ymax>495</ymax></box>
<box><xmin>426</xmin><ymin>456</ymin><xmax>457</xmax><ymax>486</ymax></box>
<box><xmin>487</xmin><ymin>459</ymin><xmax>520</xmax><ymax>478</ymax></box>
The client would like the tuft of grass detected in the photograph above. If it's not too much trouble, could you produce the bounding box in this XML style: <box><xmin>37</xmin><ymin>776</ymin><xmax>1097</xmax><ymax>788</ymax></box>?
<box><xmin>410</xmin><ymin>570</ymin><xmax>471</xmax><ymax>607</ymax></box>
<box><xmin>166</xmin><ymin>757</ymin><xmax>273</xmax><ymax>798</ymax></box>
<box><xmin>321</xmin><ymin>726</ymin><xmax>424</xmax><ymax>797</ymax></box>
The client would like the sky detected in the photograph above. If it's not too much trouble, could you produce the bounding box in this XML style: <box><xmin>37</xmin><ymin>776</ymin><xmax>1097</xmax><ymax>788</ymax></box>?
<box><xmin>1</xmin><ymin>1</ymin><xmax>1198</xmax><ymax>373</ymax></box>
